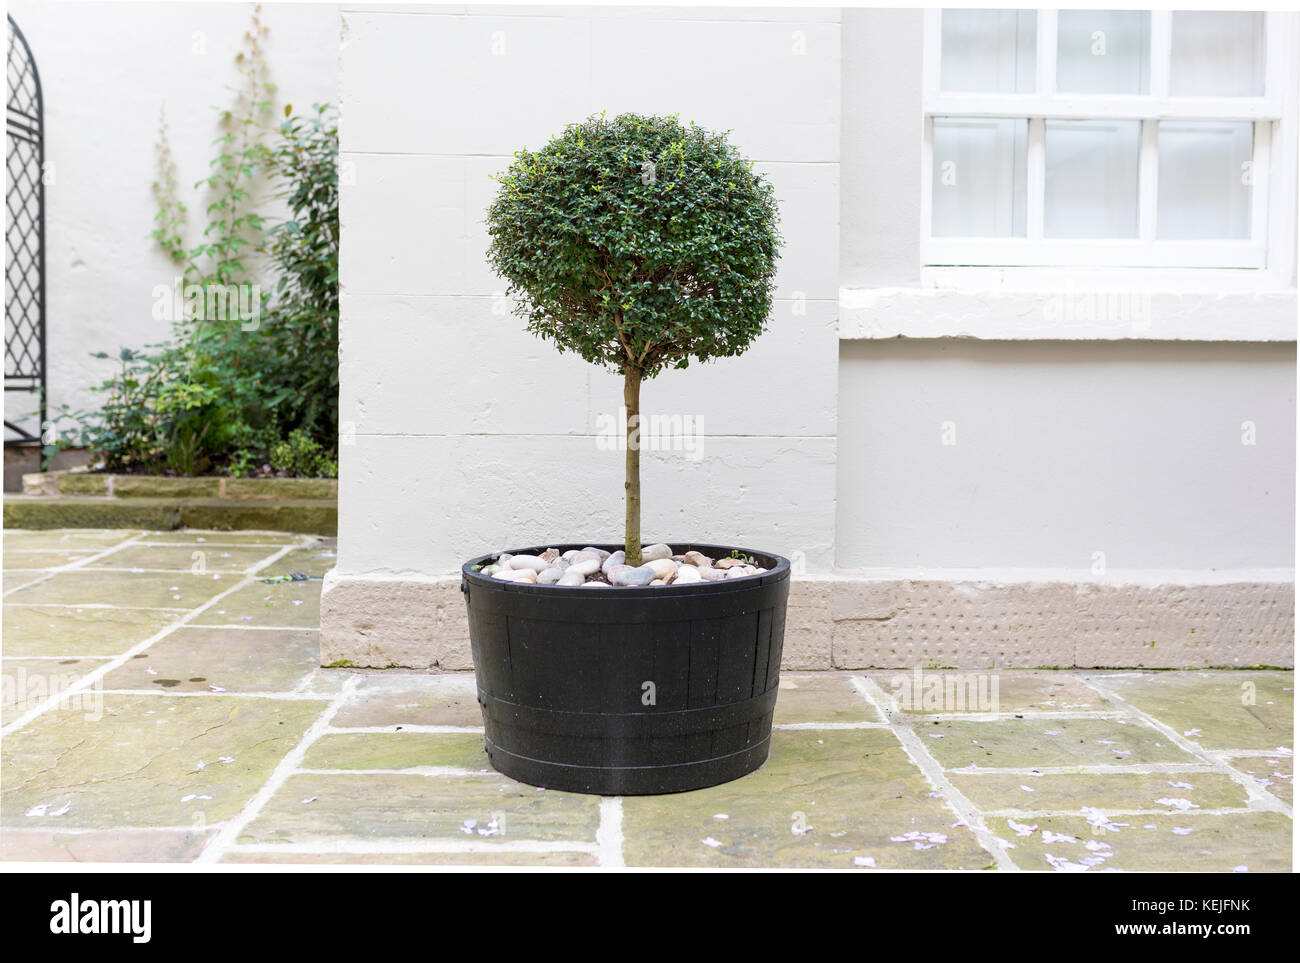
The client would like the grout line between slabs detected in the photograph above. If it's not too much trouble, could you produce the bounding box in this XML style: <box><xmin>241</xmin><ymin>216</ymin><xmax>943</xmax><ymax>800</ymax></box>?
<box><xmin>1080</xmin><ymin>675</ymin><xmax>1292</xmax><ymax>819</ymax></box>
<box><xmin>597</xmin><ymin>796</ymin><xmax>625</xmax><ymax>868</ymax></box>
<box><xmin>222</xmin><ymin>839</ymin><xmax>600</xmax><ymax>857</ymax></box>
<box><xmin>195</xmin><ymin>674</ymin><xmax>362</xmax><ymax>864</ymax></box>
<box><xmin>2</xmin><ymin>532</ymin><xmax>148</xmax><ymax>599</ymax></box>
<box><xmin>0</xmin><ymin>538</ymin><xmax>312</xmax><ymax>738</ymax></box>
<box><xmin>851</xmin><ymin>674</ymin><xmax>1020</xmax><ymax>871</ymax></box>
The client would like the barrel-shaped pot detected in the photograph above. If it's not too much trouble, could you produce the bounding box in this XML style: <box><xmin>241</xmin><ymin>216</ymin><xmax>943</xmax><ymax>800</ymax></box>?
<box><xmin>461</xmin><ymin>543</ymin><xmax>790</xmax><ymax>795</ymax></box>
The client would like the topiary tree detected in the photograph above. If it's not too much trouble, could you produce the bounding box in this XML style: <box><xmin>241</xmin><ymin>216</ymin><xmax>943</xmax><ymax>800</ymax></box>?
<box><xmin>485</xmin><ymin>113</ymin><xmax>781</xmax><ymax>567</ymax></box>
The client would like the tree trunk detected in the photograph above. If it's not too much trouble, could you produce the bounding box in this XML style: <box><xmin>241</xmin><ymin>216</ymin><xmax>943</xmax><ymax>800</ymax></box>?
<box><xmin>623</xmin><ymin>366</ymin><xmax>642</xmax><ymax>567</ymax></box>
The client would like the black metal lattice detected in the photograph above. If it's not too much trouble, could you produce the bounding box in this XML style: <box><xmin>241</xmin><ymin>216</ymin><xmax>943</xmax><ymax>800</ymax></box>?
<box><xmin>5</xmin><ymin>14</ymin><xmax>45</xmax><ymax>442</ymax></box>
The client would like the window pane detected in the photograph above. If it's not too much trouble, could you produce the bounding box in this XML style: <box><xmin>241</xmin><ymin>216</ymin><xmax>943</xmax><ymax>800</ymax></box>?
<box><xmin>941</xmin><ymin>9</ymin><xmax>1037</xmax><ymax>93</ymax></box>
<box><xmin>1170</xmin><ymin>12</ymin><xmax>1265</xmax><ymax>97</ymax></box>
<box><xmin>1157</xmin><ymin>122</ymin><xmax>1253</xmax><ymax>240</ymax></box>
<box><xmin>1045</xmin><ymin>119</ymin><xmax>1140</xmax><ymax>238</ymax></box>
<box><xmin>1056</xmin><ymin>10</ymin><xmax>1150</xmax><ymax>94</ymax></box>
<box><xmin>932</xmin><ymin>118</ymin><xmax>1027</xmax><ymax>237</ymax></box>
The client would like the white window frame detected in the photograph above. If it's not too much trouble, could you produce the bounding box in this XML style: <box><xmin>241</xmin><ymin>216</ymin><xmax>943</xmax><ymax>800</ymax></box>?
<box><xmin>920</xmin><ymin>9</ymin><xmax>1299</xmax><ymax>281</ymax></box>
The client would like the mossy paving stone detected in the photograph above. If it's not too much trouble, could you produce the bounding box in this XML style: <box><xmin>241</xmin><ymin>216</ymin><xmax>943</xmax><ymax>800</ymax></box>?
<box><xmin>238</xmin><ymin>772</ymin><xmax>599</xmax><ymax>846</ymax></box>
<box><xmin>868</xmin><ymin>670</ymin><xmax>1111</xmax><ymax>714</ymax></box>
<box><xmin>1</xmin><ymin>605</ymin><xmax>178</xmax><ymax>658</ymax></box>
<box><xmin>2</xmin><ymin>531</ymin><xmax>140</xmax><ymax>551</ymax></box>
<box><xmin>0</xmin><ymin>827</ymin><xmax>216</xmax><ymax>862</ymax></box>
<box><xmin>260</xmin><ymin>543</ymin><xmax>338</xmax><ymax>578</ymax></box>
<box><xmin>219</xmin><ymin>849</ymin><xmax>597</xmax><ymax>866</ymax></box>
<box><xmin>949</xmin><ymin>770</ymin><xmax>1249</xmax><ymax>813</ymax></box>
<box><xmin>621</xmin><ymin>729</ymin><xmax>996</xmax><ymax>869</ymax></box>
<box><xmin>919</xmin><ymin>718</ymin><xmax>1196</xmax><ymax>769</ymax></box>
<box><xmin>1000</xmin><ymin>813</ymin><xmax>1292</xmax><ymax>873</ymax></box>
<box><xmin>1093</xmin><ymin>671</ymin><xmax>1294</xmax><ymax>751</ymax></box>
<box><xmin>54</xmin><ymin>473</ymin><xmax>109</xmax><ymax>495</ymax></box>
<box><xmin>3</xmin><ymin>550</ymin><xmax>98</xmax><ymax>570</ymax></box>
<box><xmin>332</xmin><ymin>674</ymin><xmax>482</xmax><ymax>728</ymax></box>
<box><xmin>102</xmin><ymin>627</ymin><xmax>319</xmax><ymax>694</ymax></box>
<box><xmin>1</xmin><ymin>694</ymin><xmax>327</xmax><ymax>828</ymax></box>
<box><xmin>3</xmin><ymin>658</ymin><xmax>110</xmax><ymax>725</ymax></box>
<box><xmin>140</xmin><ymin>531</ymin><xmax>304</xmax><ymax>547</ymax></box>
<box><xmin>774</xmin><ymin>672</ymin><xmax>881</xmax><ymax>724</ymax></box>
<box><xmin>5</xmin><ymin>571</ymin><xmax>226</xmax><ymax>609</ymax></box>
<box><xmin>301</xmin><ymin>732</ymin><xmax>489</xmax><ymax>772</ymax></box>
<box><xmin>1</xmin><ymin>572</ymin><xmax>47</xmax><ymax>594</ymax></box>
<box><xmin>295</xmin><ymin>669</ymin><xmax>354</xmax><ymax>699</ymax></box>
<box><xmin>113</xmin><ymin>476</ymin><xmax>221</xmax><ymax>498</ymax></box>
<box><xmin>224</xmin><ymin>477</ymin><xmax>336</xmax><ymax>500</ymax></box>
<box><xmin>214</xmin><ymin>579</ymin><xmax>321</xmax><ymax>628</ymax></box>
<box><xmin>1227</xmin><ymin>754</ymin><xmax>1293</xmax><ymax>806</ymax></box>
<box><xmin>90</xmin><ymin>543</ymin><xmax>282</xmax><ymax>573</ymax></box>
<box><xmin>4</xmin><ymin>497</ymin><xmax>180</xmax><ymax>530</ymax></box>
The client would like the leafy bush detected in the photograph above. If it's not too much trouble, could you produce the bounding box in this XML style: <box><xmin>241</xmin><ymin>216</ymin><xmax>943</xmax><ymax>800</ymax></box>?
<box><xmin>62</xmin><ymin>97</ymin><xmax>337</xmax><ymax>476</ymax></box>
<box><xmin>485</xmin><ymin>113</ymin><xmax>781</xmax><ymax>562</ymax></box>
<box><xmin>270</xmin><ymin>429</ymin><xmax>337</xmax><ymax>478</ymax></box>
<box><xmin>51</xmin><ymin>12</ymin><xmax>338</xmax><ymax>478</ymax></box>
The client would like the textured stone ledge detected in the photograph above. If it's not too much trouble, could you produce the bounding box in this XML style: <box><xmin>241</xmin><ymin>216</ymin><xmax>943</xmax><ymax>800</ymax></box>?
<box><xmin>3</xmin><ymin>495</ymin><xmax>337</xmax><ymax>535</ymax></box>
<box><xmin>22</xmin><ymin>469</ymin><xmax>337</xmax><ymax>500</ymax></box>
<box><xmin>319</xmin><ymin>571</ymin><xmax>1295</xmax><ymax>671</ymax></box>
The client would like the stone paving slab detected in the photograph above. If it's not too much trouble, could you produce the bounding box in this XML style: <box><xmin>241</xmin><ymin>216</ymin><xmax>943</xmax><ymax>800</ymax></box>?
<box><xmin>1</xmin><ymin>605</ymin><xmax>179</xmax><ymax>658</ymax></box>
<box><xmin>997</xmin><ymin>812</ymin><xmax>1293</xmax><ymax>873</ymax></box>
<box><xmin>870</xmin><ymin>669</ymin><xmax>1112</xmax><ymax>714</ymax></box>
<box><xmin>918</xmin><ymin>717</ymin><xmax>1198</xmax><ymax>769</ymax></box>
<box><xmin>5</xmin><ymin>571</ymin><xmax>228</xmax><ymax>609</ymax></box>
<box><xmin>2</xmin><ymin>693</ymin><xmax>327</xmax><ymax>828</ymax></box>
<box><xmin>218</xmin><ymin>849</ymin><xmax>598</xmax><ymax>865</ymax></box>
<box><xmin>1</xmin><ymin>827</ymin><xmax>217</xmax><ymax>862</ymax></box>
<box><xmin>622</xmin><ymin>729</ymin><xmax>997</xmax><ymax>869</ymax></box>
<box><xmin>774</xmin><ymin>672</ymin><xmax>882</xmax><ymax>724</ymax></box>
<box><xmin>89</xmin><ymin>544</ymin><xmax>281</xmax><ymax>573</ymax></box>
<box><xmin>949</xmin><ymin>770</ymin><xmax>1251</xmax><ymax>813</ymax></box>
<box><xmin>136</xmin><ymin>531</ymin><xmax>305</xmax><ymax>546</ymax></box>
<box><xmin>1225</xmin><ymin>754</ymin><xmax>1294</xmax><ymax>806</ymax></box>
<box><xmin>331</xmin><ymin>674</ymin><xmax>482</xmax><ymax>728</ymax></box>
<box><xmin>210</xmin><ymin>579</ymin><xmax>321</xmax><ymax>628</ymax></box>
<box><xmin>2</xmin><ymin>658</ymin><xmax>112</xmax><ymax>725</ymax></box>
<box><xmin>3</xmin><ymin>531</ymin><xmax>140</xmax><ymax>550</ymax></box>
<box><xmin>1093</xmin><ymin>671</ymin><xmax>1294</xmax><ymax>751</ymax></box>
<box><xmin>300</xmin><ymin>733</ymin><xmax>489</xmax><ymax>772</ymax></box>
<box><xmin>101</xmin><ymin>627</ymin><xmax>319</xmax><ymax>694</ymax></box>
<box><xmin>3</xmin><ymin>550</ymin><xmax>100</xmax><ymax>570</ymax></box>
<box><xmin>269</xmin><ymin>545</ymin><xmax>339</xmax><ymax>578</ymax></box>
<box><xmin>238</xmin><ymin>772</ymin><xmax>600</xmax><ymax>846</ymax></box>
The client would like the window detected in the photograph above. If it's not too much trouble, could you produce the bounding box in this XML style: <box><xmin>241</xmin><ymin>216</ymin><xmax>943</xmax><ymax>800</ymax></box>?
<box><xmin>922</xmin><ymin>9</ymin><xmax>1295</xmax><ymax>271</ymax></box>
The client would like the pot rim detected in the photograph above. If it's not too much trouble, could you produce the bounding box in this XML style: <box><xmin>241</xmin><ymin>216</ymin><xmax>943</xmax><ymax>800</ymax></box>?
<box><xmin>461</xmin><ymin>541</ymin><xmax>791</xmax><ymax>597</ymax></box>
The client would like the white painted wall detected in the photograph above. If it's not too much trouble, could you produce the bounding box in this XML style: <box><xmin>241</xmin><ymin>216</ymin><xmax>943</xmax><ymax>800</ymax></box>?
<box><xmin>4</xmin><ymin>1</ymin><xmax>339</xmax><ymax>438</ymax></box>
<box><xmin>338</xmin><ymin>4</ymin><xmax>841</xmax><ymax>575</ymax></box>
<box><xmin>838</xmin><ymin>338</ymin><xmax>1296</xmax><ymax>571</ymax></box>
<box><xmin>838</xmin><ymin>9</ymin><xmax>1296</xmax><ymax>574</ymax></box>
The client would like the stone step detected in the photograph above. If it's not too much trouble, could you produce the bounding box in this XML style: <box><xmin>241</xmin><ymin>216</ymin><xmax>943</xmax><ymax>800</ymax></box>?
<box><xmin>3</xmin><ymin>495</ymin><xmax>337</xmax><ymax>535</ymax></box>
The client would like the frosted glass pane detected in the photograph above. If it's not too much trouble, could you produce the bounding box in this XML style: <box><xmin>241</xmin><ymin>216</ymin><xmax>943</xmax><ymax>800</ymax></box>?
<box><xmin>1044</xmin><ymin>120</ymin><xmax>1140</xmax><ymax>238</ymax></box>
<box><xmin>932</xmin><ymin>117</ymin><xmax>1027</xmax><ymax>237</ymax></box>
<box><xmin>1170</xmin><ymin>13</ymin><xmax>1265</xmax><ymax>97</ymax></box>
<box><xmin>1157</xmin><ymin>122</ymin><xmax>1253</xmax><ymax>240</ymax></box>
<box><xmin>941</xmin><ymin>9</ymin><xmax>1037</xmax><ymax>93</ymax></box>
<box><xmin>1056</xmin><ymin>10</ymin><xmax>1150</xmax><ymax>94</ymax></box>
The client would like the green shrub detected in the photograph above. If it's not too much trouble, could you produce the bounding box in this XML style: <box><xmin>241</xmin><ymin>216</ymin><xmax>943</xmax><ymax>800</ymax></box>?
<box><xmin>57</xmin><ymin>13</ymin><xmax>338</xmax><ymax>479</ymax></box>
<box><xmin>485</xmin><ymin>113</ymin><xmax>781</xmax><ymax>562</ymax></box>
<box><xmin>270</xmin><ymin>429</ymin><xmax>337</xmax><ymax>478</ymax></box>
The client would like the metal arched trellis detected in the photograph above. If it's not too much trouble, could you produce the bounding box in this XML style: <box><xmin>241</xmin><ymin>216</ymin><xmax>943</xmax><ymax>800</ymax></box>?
<box><xmin>5</xmin><ymin>14</ymin><xmax>46</xmax><ymax>443</ymax></box>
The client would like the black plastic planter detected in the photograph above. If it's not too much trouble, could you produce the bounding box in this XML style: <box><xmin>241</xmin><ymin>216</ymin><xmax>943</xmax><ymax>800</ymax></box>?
<box><xmin>461</xmin><ymin>543</ymin><xmax>790</xmax><ymax>795</ymax></box>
